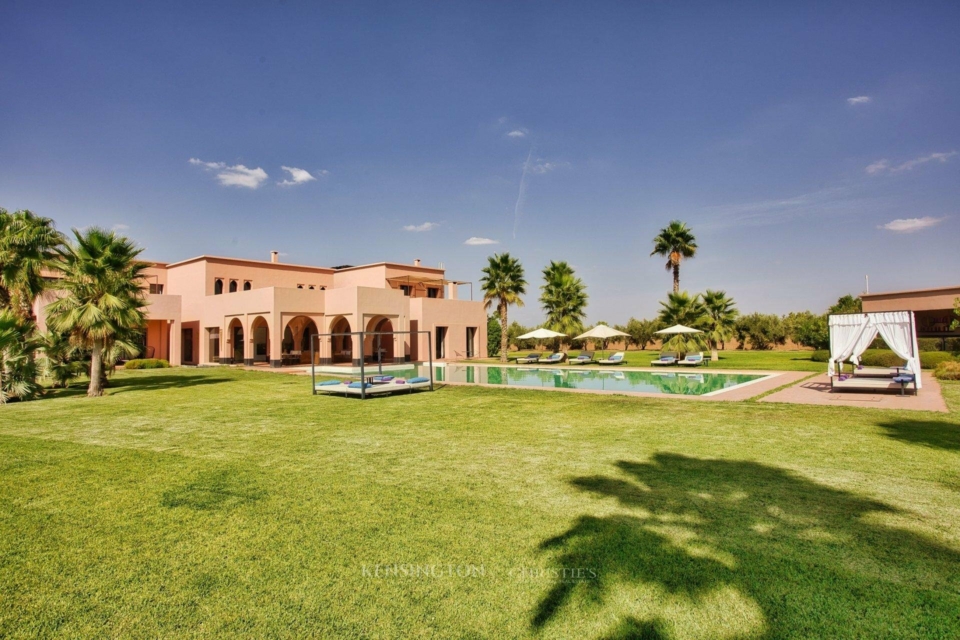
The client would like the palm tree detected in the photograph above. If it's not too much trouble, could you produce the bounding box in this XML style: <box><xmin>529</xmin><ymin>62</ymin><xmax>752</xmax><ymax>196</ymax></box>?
<box><xmin>480</xmin><ymin>253</ymin><xmax>527</xmax><ymax>363</ymax></box>
<box><xmin>540</xmin><ymin>261</ymin><xmax>588</xmax><ymax>347</ymax></box>
<box><xmin>657</xmin><ymin>291</ymin><xmax>707</xmax><ymax>354</ymax></box>
<box><xmin>701</xmin><ymin>289</ymin><xmax>739</xmax><ymax>361</ymax></box>
<box><xmin>651</xmin><ymin>220</ymin><xmax>697</xmax><ymax>293</ymax></box>
<box><xmin>46</xmin><ymin>228</ymin><xmax>149</xmax><ymax>397</ymax></box>
<box><xmin>0</xmin><ymin>310</ymin><xmax>42</xmax><ymax>402</ymax></box>
<box><xmin>39</xmin><ymin>330</ymin><xmax>84</xmax><ymax>389</ymax></box>
<box><xmin>0</xmin><ymin>209</ymin><xmax>65</xmax><ymax>320</ymax></box>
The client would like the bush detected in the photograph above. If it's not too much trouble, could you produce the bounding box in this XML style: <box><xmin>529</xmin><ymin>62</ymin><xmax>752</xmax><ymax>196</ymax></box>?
<box><xmin>918</xmin><ymin>338</ymin><xmax>943</xmax><ymax>352</ymax></box>
<box><xmin>920</xmin><ymin>351</ymin><xmax>959</xmax><ymax>369</ymax></box>
<box><xmin>734</xmin><ymin>313</ymin><xmax>787</xmax><ymax>350</ymax></box>
<box><xmin>124</xmin><ymin>358</ymin><xmax>170</xmax><ymax>370</ymax></box>
<box><xmin>935</xmin><ymin>361</ymin><xmax>960</xmax><ymax>381</ymax></box>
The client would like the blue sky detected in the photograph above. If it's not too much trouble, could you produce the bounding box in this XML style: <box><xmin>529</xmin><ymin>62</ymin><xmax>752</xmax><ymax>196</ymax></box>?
<box><xmin>2</xmin><ymin>1</ymin><xmax>958</xmax><ymax>325</ymax></box>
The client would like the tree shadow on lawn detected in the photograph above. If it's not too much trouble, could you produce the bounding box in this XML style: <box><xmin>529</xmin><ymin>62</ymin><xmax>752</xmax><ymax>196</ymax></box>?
<box><xmin>876</xmin><ymin>419</ymin><xmax>960</xmax><ymax>452</ymax></box>
<box><xmin>532</xmin><ymin>453</ymin><xmax>960</xmax><ymax>639</ymax></box>
<box><xmin>106</xmin><ymin>374</ymin><xmax>233</xmax><ymax>394</ymax></box>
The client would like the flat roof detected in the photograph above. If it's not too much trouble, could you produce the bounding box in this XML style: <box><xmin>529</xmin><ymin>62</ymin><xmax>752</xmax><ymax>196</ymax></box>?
<box><xmin>161</xmin><ymin>255</ymin><xmax>444</xmax><ymax>274</ymax></box>
<box><xmin>862</xmin><ymin>284</ymin><xmax>960</xmax><ymax>298</ymax></box>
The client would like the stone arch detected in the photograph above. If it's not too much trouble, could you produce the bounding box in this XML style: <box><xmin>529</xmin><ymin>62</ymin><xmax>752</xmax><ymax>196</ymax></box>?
<box><xmin>364</xmin><ymin>315</ymin><xmax>395</xmax><ymax>363</ymax></box>
<box><xmin>329</xmin><ymin>316</ymin><xmax>353</xmax><ymax>364</ymax></box>
<box><xmin>251</xmin><ymin>315</ymin><xmax>270</xmax><ymax>363</ymax></box>
<box><xmin>227</xmin><ymin>317</ymin><xmax>244</xmax><ymax>363</ymax></box>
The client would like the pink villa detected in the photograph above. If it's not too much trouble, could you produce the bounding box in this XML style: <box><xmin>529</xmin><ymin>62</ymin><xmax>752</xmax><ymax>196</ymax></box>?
<box><xmin>36</xmin><ymin>252</ymin><xmax>487</xmax><ymax>368</ymax></box>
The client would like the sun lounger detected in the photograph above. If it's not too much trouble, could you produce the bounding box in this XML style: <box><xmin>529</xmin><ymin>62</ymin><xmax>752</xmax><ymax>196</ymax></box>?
<box><xmin>539</xmin><ymin>352</ymin><xmax>567</xmax><ymax>364</ymax></box>
<box><xmin>516</xmin><ymin>353</ymin><xmax>541</xmax><ymax>364</ymax></box>
<box><xmin>570</xmin><ymin>351</ymin><xmax>596</xmax><ymax>365</ymax></box>
<box><xmin>678</xmin><ymin>352</ymin><xmax>704</xmax><ymax>367</ymax></box>
<box><xmin>651</xmin><ymin>352</ymin><xmax>678</xmax><ymax>366</ymax></box>
<box><xmin>853</xmin><ymin>365</ymin><xmax>909</xmax><ymax>378</ymax></box>
<box><xmin>316</xmin><ymin>376</ymin><xmax>432</xmax><ymax>397</ymax></box>
<box><xmin>598</xmin><ymin>352</ymin><xmax>625</xmax><ymax>366</ymax></box>
<box><xmin>831</xmin><ymin>373</ymin><xmax>917</xmax><ymax>395</ymax></box>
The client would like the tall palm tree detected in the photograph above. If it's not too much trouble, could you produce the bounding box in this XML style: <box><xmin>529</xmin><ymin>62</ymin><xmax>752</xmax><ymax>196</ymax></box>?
<box><xmin>540</xmin><ymin>261</ymin><xmax>588</xmax><ymax>347</ymax></box>
<box><xmin>480</xmin><ymin>253</ymin><xmax>527</xmax><ymax>363</ymax></box>
<box><xmin>701</xmin><ymin>289</ymin><xmax>739</xmax><ymax>361</ymax></box>
<box><xmin>46</xmin><ymin>228</ymin><xmax>149</xmax><ymax>397</ymax></box>
<box><xmin>657</xmin><ymin>290</ymin><xmax>707</xmax><ymax>354</ymax></box>
<box><xmin>650</xmin><ymin>220</ymin><xmax>697</xmax><ymax>293</ymax></box>
<box><xmin>0</xmin><ymin>209</ymin><xmax>65</xmax><ymax>320</ymax></box>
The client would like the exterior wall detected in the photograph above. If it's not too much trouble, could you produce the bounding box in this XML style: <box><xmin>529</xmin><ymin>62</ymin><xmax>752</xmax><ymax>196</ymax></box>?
<box><xmin>144</xmin><ymin>293</ymin><xmax>182</xmax><ymax>365</ymax></box>
<box><xmin>410</xmin><ymin>297</ymin><xmax>487</xmax><ymax>361</ymax></box>
<box><xmin>863</xmin><ymin>285</ymin><xmax>960</xmax><ymax>338</ymax></box>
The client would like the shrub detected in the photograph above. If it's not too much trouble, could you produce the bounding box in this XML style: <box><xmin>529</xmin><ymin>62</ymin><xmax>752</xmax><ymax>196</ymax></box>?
<box><xmin>935</xmin><ymin>361</ymin><xmax>960</xmax><ymax>381</ymax></box>
<box><xmin>734</xmin><ymin>313</ymin><xmax>787</xmax><ymax>350</ymax></box>
<box><xmin>918</xmin><ymin>338</ymin><xmax>943</xmax><ymax>352</ymax></box>
<box><xmin>920</xmin><ymin>351</ymin><xmax>958</xmax><ymax>369</ymax></box>
<box><xmin>811</xmin><ymin>350</ymin><xmax>829</xmax><ymax>362</ymax></box>
<box><xmin>859</xmin><ymin>350</ymin><xmax>905</xmax><ymax>368</ymax></box>
<box><xmin>124</xmin><ymin>358</ymin><xmax>170</xmax><ymax>370</ymax></box>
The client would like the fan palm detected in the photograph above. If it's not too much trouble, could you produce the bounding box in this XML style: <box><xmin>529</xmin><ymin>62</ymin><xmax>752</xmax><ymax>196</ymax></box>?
<box><xmin>657</xmin><ymin>291</ymin><xmax>707</xmax><ymax>354</ymax></box>
<box><xmin>540</xmin><ymin>261</ymin><xmax>588</xmax><ymax>347</ymax></box>
<box><xmin>46</xmin><ymin>228</ymin><xmax>149</xmax><ymax>397</ymax></box>
<box><xmin>39</xmin><ymin>330</ymin><xmax>85</xmax><ymax>388</ymax></box>
<box><xmin>651</xmin><ymin>220</ymin><xmax>697</xmax><ymax>293</ymax></box>
<box><xmin>0</xmin><ymin>310</ymin><xmax>42</xmax><ymax>402</ymax></box>
<box><xmin>480</xmin><ymin>253</ymin><xmax>527</xmax><ymax>363</ymax></box>
<box><xmin>0</xmin><ymin>209</ymin><xmax>65</xmax><ymax>320</ymax></box>
<box><xmin>701</xmin><ymin>289</ymin><xmax>739</xmax><ymax>361</ymax></box>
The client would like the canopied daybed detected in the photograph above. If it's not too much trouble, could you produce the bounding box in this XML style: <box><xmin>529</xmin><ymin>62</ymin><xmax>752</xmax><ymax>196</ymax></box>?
<box><xmin>827</xmin><ymin>311</ymin><xmax>922</xmax><ymax>394</ymax></box>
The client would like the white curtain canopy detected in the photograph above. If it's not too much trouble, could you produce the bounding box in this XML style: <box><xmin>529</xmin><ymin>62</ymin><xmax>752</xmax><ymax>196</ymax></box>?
<box><xmin>828</xmin><ymin>311</ymin><xmax>922</xmax><ymax>388</ymax></box>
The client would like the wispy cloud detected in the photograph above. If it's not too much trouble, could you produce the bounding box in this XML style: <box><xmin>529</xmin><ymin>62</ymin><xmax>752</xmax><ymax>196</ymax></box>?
<box><xmin>866</xmin><ymin>151</ymin><xmax>957</xmax><ymax>175</ymax></box>
<box><xmin>189</xmin><ymin>158</ymin><xmax>268</xmax><ymax>189</ymax></box>
<box><xmin>695</xmin><ymin>186</ymin><xmax>878</xmax><ymax>230</ymax></box>
<box><xmin>847</xmin><ymin>96</ymin><xmax>871</xmax><ymax>105</ymax></box>
<box><xmin>278</xmin><ymin>166</ymin><xmax>316</xmax><ymax>186</ymax></box>
<box><xmin>464</xmin><ymin>237</ymin><xmax>499</xmax><ymax>245</ymax></box>
<box><xmin>403</xmin><ymin>222</ymin><xmax>439</xmax><ymax>232</ymax></box>
<box><xmin>111</xmin><ymin>223</ymin><xmax>129</xmax><ymax>231</ymax></box>
<box><xmin>506</xmin><ymin>129</ymin><xmax>528</xmax><ymax>138</ymax></box>
<box><xmin>879</xmin><ymin>216</ymin><xmax>946</xmax><ymax>233</ymax></box>
<box><xmin>530</xmin><ymin>160</ymin><xmax>568</xmax><ymax>174</ymax></box>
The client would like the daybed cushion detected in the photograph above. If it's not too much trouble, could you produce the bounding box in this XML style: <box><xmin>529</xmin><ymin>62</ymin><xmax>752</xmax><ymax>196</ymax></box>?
<box><xmin>317</xmin><ymin>380</ymin><xmax>341</xmax><ymax>386</ymax></box>
<box><xmin>347</xmin><ymin>382</ymin><xmax>372</xmax><ymax>389</ymax></box>
<box><xmin>408</xmin><ymin>376</ymin><xmax>430</xmax><ymax>384</ymax></box>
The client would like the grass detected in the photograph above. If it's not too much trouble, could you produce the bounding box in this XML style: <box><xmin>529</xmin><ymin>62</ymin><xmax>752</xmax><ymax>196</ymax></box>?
<box><xmin>473</xmin><ymin>349</ymin><xmax>825</xmax><ymax>371</ymax></box>
<box><xmin>1</xmin><ymin>367</ymin><xmax>959</xmax><ymax>639</ymax></box>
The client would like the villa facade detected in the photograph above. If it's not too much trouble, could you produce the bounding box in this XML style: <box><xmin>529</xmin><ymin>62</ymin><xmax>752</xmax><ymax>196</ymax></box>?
<box><xmin>35</xmin><ymin>253</ymin><xmax>487</xmax><ymax>367</ymax></box>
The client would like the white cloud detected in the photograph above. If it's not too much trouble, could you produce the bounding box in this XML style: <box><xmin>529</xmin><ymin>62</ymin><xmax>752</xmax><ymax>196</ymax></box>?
<box><xmin>189</xmin><ymin>157</ymin><xmax>268</xmax><ymax>189</ymax></box>
<box><xmin>506</xmin><ymin>129</ymin><xmax>527</xmax><ymax>138</ymax></box>
<box><xmin>112</xmin><ymin>223</ymin><xmax>129</xmax><ymax>231</ymax></box>
<box><xmin>403</xmin><ymin>222</ymin><xmax>439</xmax><ymax>232</ymax></box>
<box><xmin>463</xmin><ymin>237</ymin><xmax>499</xmax><ymax>245</ymax></box>
<box><xmin>278</xmin><ymin>166</ymin><xmax>316</xmax><ymax>186</ymax></box>
<box><xmin>530</xmin><ymin>160</ymin><xmax>569</xmax><ymax>174</ymax></box>
<box><xmin>866</xmin><ymin>151</ymin><xmax>957</xmax><ymax>175</ymax></box>
<box><xmin>847</xmin><ymin>96</ymin><xmax>871</xmax><ymax>105</ymax></box>
<box><xmin>879</xmin><ymin>216</ymin><xmax>946</xmax><ymax>233</ymax></box>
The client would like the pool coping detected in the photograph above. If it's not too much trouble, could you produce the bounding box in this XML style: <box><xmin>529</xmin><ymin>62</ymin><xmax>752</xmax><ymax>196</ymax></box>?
<box><xmin>433</xmin><ymin>364</ymin><xmax>809</xmax><ymax>401</ymax></box>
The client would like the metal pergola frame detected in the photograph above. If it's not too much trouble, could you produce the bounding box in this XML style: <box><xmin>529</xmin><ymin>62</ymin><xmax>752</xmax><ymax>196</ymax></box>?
<box><xmin>310</xmin><ymin>329</ymin><xmax>434</xmax><ymax>399</ymax></box>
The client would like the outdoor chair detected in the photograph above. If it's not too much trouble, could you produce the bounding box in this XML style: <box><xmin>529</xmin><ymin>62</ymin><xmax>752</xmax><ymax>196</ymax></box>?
<box><xmin>570</xmin><ymin>351</ymin><xmax>596</xmax><ymax>365</ymax></box>
<box><xmin>651</xmin><ymin>352</ymin><xmax>678</xmax><ymax>366</ymax></box>
<box><xmin>678</xmin><ymin>352</ymin><xmax>704</xmax><ymax>367</ymax></box>
<box><xmin>516</xmin><ymin>353</ymin><xmax>541</xmax><ymax>364</ymax></box>
<box><xmin>539</xmin><ymin>352</ymin><xmax>567</xmax><ymax>364</ymax></box>
<box><xmin>598</xmin><ymin>352</ymin><xmax>625</xmax><ymax>366</ymax></box>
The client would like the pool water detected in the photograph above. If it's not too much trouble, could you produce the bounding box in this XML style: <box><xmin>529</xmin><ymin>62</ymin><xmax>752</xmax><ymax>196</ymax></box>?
<box><xmin>430</xmin><ymin>365</ymin><xmax>767</xmax><ymax>396</ymax></box>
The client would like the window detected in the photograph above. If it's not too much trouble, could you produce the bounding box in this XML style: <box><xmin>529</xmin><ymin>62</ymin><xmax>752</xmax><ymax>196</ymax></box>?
<box><xmin>400</xmin><ymin>285</ymin><xmax>411</xmax><ymax>296</ymax></box>
<box><xmin>466</xmin><ymin>327</ymin><xmax>476</xmax><ymax>358</ymax></box>
<box><xmin>427</xmin><ymin>287</ymin><xmax>439</xmax><ymax>298</ymax></box>
<box><xmin>229</xmin><ymin>280</ymin><xmax>238</xmax><ymax>293</ymax></box>
<box><xmin>308</xmin><ymin>285</ymin><xmax>315</xmax><ymax>290</ymax></box>
<box><xmin>435</xmin><ymin>326</ymin><xmax>447</xmax><ymax>359</ymax></box>
<box><xmin>243</xmin><ymin>281</ymin><xmax>251</xmax><ymax>291</ymax></box>
<box><xmin>319</xmin><ymin>286</ymin><xmax>326</xmax><ymax>291</ymax></box>
<box><xmin>148</xmin><ymin>283</ymin><xmax>164</xmax><ymax>294</ymax></box>
<box><xmin>214</xmin><ymin>279</ymin><xmax>223</xmax><ymax>295</ymax></box>
<box><xmin>297</xmin><ymin>284</ymin><xmax>304</xmax><ymax>289</ymax></box>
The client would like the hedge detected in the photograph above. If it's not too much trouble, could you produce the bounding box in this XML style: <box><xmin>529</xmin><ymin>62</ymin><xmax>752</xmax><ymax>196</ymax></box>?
<box><xmin>809</xmin><ymin>349</ymin><xmax>958</xmax><ymax>369</ymax></box>
<box><xmin>124</xmin><ymin>359</ymin><xmax>171</xmax><ymax>370</ymax></box>
<box><xmin>935</xmin><ymin>361</ymin><xmax>960</xmax><ymax>381</ymax></box>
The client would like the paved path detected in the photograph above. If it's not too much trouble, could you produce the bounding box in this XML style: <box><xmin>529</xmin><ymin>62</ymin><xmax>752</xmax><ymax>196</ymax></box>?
<box><xmin>761</xmin><ymin>372</ymin><xmax>948</xmax><ymax>412</ymax></box>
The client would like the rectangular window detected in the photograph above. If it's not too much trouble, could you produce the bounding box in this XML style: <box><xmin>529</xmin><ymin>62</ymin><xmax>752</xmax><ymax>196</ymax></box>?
<box><xmin>435</xmin><ymin>326</ymin><xmax>447</xmax><ymax>359</ymax></box>
<box><xmin>466</xmin><ymin>327</ymin><xmax>476</xmax><ymax>358</ymax></box>
<box><xmin>400</xmin><ymin>285</ymin><xmax>411</xmax><ymax>296</ymax></box>
<box><xmin>427</xmin><ymin>287</ymin><xmax>439</xmax><ymax>298</ymax></box>
<box><xmin>148</xmin><ymin>283</ymin><xmax>164</xmax><ymax>294</ymax></box>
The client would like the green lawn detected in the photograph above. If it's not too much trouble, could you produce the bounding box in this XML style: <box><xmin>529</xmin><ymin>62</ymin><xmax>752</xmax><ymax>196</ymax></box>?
<box><xmin>2</xmin><ymin>368</ymin><xmax>959</xmax><ymax>639</ymax></box>
<box><xmin>474</xmin><ymin>349</ymin><xmax>825</xmax><ymax>371</ymax></box>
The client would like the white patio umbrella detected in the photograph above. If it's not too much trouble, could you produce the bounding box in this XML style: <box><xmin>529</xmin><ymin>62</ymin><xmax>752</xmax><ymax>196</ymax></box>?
<box><xmin>655</xmin><ymin>324</ymin><xmax>703</xmax><ymax>356</ymax></box>
<box><xmin>516</xmin><ymin>327</ymin><xmax>566</xmax><ymax>353</ymax></box>
<box><xmin>574</xmin><ymin>324</ymin><xmax>630</xmax><ymax>359</ymax></box>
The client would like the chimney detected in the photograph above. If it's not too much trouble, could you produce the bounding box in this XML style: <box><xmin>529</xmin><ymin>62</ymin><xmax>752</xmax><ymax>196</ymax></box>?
<box><xmin>413</xmin><ymin>258</ymin><xmax>421</xmax><ymax>267</ymax></box>
<box><xmin>270</xmin><ymin>251</ymin><xmax>279</xmax><ymax>263</ymax></box>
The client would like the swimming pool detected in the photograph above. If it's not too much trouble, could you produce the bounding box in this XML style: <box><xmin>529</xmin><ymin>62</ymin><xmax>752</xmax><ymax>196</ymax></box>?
<box><xmin>430</xmin><ymin>365</ymin><xmax>769</xmax><ymax>396</ymax></box>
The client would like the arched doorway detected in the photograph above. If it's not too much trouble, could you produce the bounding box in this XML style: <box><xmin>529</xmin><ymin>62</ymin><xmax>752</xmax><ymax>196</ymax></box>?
<box><xmin>251</xmin><ymin>316</ymin><xmax>269</xmax><ymax>364</ymax></box>
<box><xmin>228</xmin><ymin>318</ymin><xmax>244</xmax><ymax>363</ymax></box>
<box><xmin>329</xmin><ymin>316</ymin><xmax>352</xmax><ymax>364</ymax></box>
<box><xmin>365</xmin><ymin>316</ymin><xmax>395</xmax><ymax>363</ymax></box>
<box><xmin>282</xmin><ymin>316</ymin><xmax>318</xmax><ymax>365</ymax></box>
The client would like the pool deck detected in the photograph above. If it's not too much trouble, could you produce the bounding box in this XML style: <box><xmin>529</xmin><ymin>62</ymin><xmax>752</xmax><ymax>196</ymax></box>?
<box><xmin>436</xmin><ymin>367</ymin><xmax>812</xmax><ymax>402</ymax></box>
<box><xmin>760</xmin><ymin>372</ymin><xmax>948</xmax><ymax>412</ymax></box>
